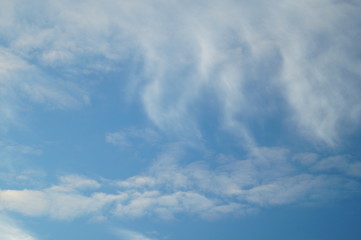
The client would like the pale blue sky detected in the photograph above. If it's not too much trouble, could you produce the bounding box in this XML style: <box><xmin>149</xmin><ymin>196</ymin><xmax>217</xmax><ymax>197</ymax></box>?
<box><xmin>1</xmin><ymin>0</ymin><xmax>361</xmax><ymax>239</ymax></box>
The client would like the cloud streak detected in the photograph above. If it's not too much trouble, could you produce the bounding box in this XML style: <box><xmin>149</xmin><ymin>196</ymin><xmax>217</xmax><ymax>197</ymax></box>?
<box><xmin>112</xmin><ymin>228</ymin><xmax>156</xmax><ymax>240</ymax></box>
<box><xmin>0</xmin><ymin>48</ymin><xmax>89</xmax><ymax>129</ymax></box>
<box><xmin>0</xmin><ymin>0</ymin><xmax>360</xmax><ymax>238</ymax></box>
<box><xmin>0</xmin><ymin>176</ymin><xmax>120</xmax><ymax>220</ymax></box>
<box><xmin>1</xmin><ymin>0</ymin><xmax>360</xmax><ymax>144</ymax></box>
<box><xmin>106</xmin><ymin>128</ymin><xmax>162</xmax><ymax>148</ymax></box>
<box><xmin>0</xmin><ymin>215</ymin><xmax>37</xmax><ymax>240</ymax></box>
<box><xmin>0</xmin><ymin>147</ymin><xmax>360</xmax><ymax>221</ymax></box>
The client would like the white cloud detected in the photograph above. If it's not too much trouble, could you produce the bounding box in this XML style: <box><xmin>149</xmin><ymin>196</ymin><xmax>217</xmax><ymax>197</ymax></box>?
<box><xmin>0</xmin><ymin>48</ymin><xmax>89</xmax><ymax>129</ymax></box>
<box><xmin>0</xmin><ymin>147</ymin><xmax>360</xmax><ymax>221</ymax></box>
<box><xmin>54</xmin><ymin>174</ymin><xmax>101</xmax><ymax>191</ymax></box>
<box><xmin>2</xmin><ymin>144</ymin><xmax>42</xmax><ymax>155</ymax></box>
<box><xmin>15</xmin><ymin>170</ymin><xmax>46</xmax><ymax>183</ymax></box>
<box><xmin>0</xmin><ymin>190</ymin><xmax>48</xmax><ymax>216</ymax></box>
<box><xmin>113</xmin><ymin>228</ymin><xmax>155</xmax><ymax>240</ymax></box>
<box><xmin>113</xmin><ymin>190</ymin><xmax>217</xmax><ymax>219</ymax></box>
<box><xmin>106</xmin><ymin>132</ymin><xmax>128</xmax><ymax>147</ymax></box>
<box><xmin>0</xmin><ymin>168</ymin><xmax>46</xmax><ymax>189</ymax></box>
<box><xmin>120</xmin><ymin>0</ymin><xmax>361</xmax><ymax>144</ymax></box>
<box><xmin>273</xmin><ymin>1</ymin><xmax>361</xmax><ymax>145</ymax></box>
<box><xmin>0</xmin><ymin>189</ymin><xmax>120</xmax><ymax>219</ymax></box>
<box><xmin>111</xmin><ymin>145</ymin><xmax>361</xmax><ymax>219</ymax></box>
<box><xmin>106</xmin><ymin>128</ymin><xmax>161</xmax><ymax>148</ymax></box>
<box><xmin>1</xmin><ymin>0</ymin><xmax>360</xmax><ymax>144</ymax></box>
<box><xmin>117</xmin><ymin>176</ymin><xmax>156</xmax><ymax>188</ymax></box>
<box><xmin>0</xmin><ymin>175</ymin><xmax>120</xmax><ymax>220</ymax></box>
<box><xmin>0</xmin><ymin>0</ymin><xmax>360</xmax><ymax>225</ymax></box>
<box><xmin>0</xmin><ymin>142</ymin><xmax>45</xmax><ymax>188</ymax></box>
<box><xmin>293</xmin><ymin>153</ymin><xmax>319</xmax><ymax>166</ymax></box>
<box><xmin>0</xmin><ymin>215</ymin><xmax>37</xmax><ymax>240</ymax></box>
<box><xmin>311</xmin><ymin>155</ymin><xmax>361</xmax><ymax>178</ymax></box>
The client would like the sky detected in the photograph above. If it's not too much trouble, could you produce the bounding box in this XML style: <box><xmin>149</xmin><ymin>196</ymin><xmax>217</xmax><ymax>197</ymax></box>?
<box><xmin>0</xmin><ymin>0</ymin><xmax>361</xmax><ymax>239</ymax></box>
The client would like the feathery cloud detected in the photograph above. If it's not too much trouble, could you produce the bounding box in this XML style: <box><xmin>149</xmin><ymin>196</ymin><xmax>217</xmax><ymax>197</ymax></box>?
<box><xmin>0</xmin><ymin>215</ymin><xmax>37</xmax><ymax>240</ymax></box>
<box><xmin>1</xmin><ymin>146</ymin><xmax>360</xmax><ymax>221</ymax></box>
<box><xmin>1</xmin><ymin>0</ymin><xmax>359</xmax><ymax>144</ymax></box>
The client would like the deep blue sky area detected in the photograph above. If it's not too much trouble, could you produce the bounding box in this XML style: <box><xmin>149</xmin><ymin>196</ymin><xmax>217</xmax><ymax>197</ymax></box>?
<box><xmin>1</xmin><ymin>0</ymin><xmax>361</xmax><ymax>239</ymax></box>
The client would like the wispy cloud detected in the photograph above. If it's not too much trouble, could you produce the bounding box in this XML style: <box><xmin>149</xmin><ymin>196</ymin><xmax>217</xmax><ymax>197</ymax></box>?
<box><xmin>113</xmin><ymin>146</ymin><xmax>360</xmax><ymax>215</ymax></box>
<box><xmin>112</xmin><ymin>228</ymin><xmax>156</xmax><ymax>240</ymax></box>
<box><xmin>1</xmin><ymin>143</ymin><xmax>42</xmax><ymax>156</ymax></box>
<box><xmin>0</xmin><ymin>215</ymin><xmax>37</xmax><ymax>240</ymax></box>
<box><xmin>0</xmin><ymin>146</ymin><xmax>359</xmax><ymax>221</ymax></box>
<box><xmin>118</xmin><ymin>0</ymin><xmax>361</xmax><ymax>145</ymax></box>
<box><xmin>0</xmin><ymin>141</ymin><xmax>45</xmax><ymax>188</ymax></box>
<box><xmin>0</xmin><ymin>188</ymin><xmax>119</xmax><ymax>220</ymax></box>
<box><xmin>50</xmin><ymin>174</ymin><xmax>101</xmax><ymax>192</ymax></box>
<box><xmin>0</xmin><ymin>169</ymin><xmax>46</xmax><ymax>189</ymax></box>
<box><xmin>273</xmin><ymin>1</ymin><xmax>361</xmax><ymax>145</ymax></box>
<box><xmin>0</xmin><ymin>0</ymin><xmax>360</xmax><ymax>237</ymax></box>
<box><xmin>106</xmin><ymin>127</ymin><xmax>162</xmax><ymax>148</ymax></box>
<box><xmin>311</xmin><ymin>155</ymin><xmax>361</xmax><ymax>178</ymax></box>
<box><xmin>1</xmin><ymin>0</ymin><xmax>360</xmax><ymax>144</ymax></box>
<box><xmin>0</xmin><ymin>48</ymin><xmax>89</xmax><ymax>129</ymax></box>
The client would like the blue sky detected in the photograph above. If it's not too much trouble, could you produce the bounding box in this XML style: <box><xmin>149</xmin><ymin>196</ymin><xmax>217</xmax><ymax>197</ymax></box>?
<box><xmin>1</xmin><ymin>0</ymin><xmax>361</xmax><ymax>239</ymax></box>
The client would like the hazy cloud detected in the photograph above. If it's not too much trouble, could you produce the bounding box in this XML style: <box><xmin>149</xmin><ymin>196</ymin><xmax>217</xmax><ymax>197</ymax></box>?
<box><xmin>0</xmin><ymin>215</ymin><xmax>37</xmax><ymax>240</ymax></box>
<box><xmin>1</xmin><ymin>0</ymin><xmax>360</xmax><ymax>143</ymax></box>
<box><xmin>113</xmin><ymin>228</ymin><xmax>156</xmax><ymax>240</ymax></box>
<box><xmin>1</xmin><ymin>147</ymin><xmax>359</xmax><ymax>221</ymax></box>
<box><xmin>106</xmin><ymin>128</ymin><xmax>162</xmax><ymax>148</ymax></box>
<box><xmin>0</xmin><ymin>0</ymin><xmax>360</xmax><ymax>237</ymax></box>
<box><xmin>311</xmin><ymin>155</ymin><xmax>361</xmax><ymax>178</ymax></box>
<box><xmin>0</xmin><ymin>49</ymin><xmax>89</xmax><ymax>129</ymax></box>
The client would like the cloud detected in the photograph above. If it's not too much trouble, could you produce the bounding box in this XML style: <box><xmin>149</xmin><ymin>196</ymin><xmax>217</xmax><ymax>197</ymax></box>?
<box><xmin>115</xmin><ymin>0</ymin><xmax>361</xmax><ymax>145</ymax></box>
<box><xmin>110</xmin><ymin>145</ymin><xmax>361</xmax><ymax>219</ymax></box>
<box><xmin>0</xmin><ymin>141</ymin><xmax>42</xmax><ymax>169</ymax></box>
<box><xmin>0</xmin><ymin>48</ymin><xmax>89</xmax><ymax>129</ymax></box>
<box><xmin>0</xmin><ymin>175</ymin><xmax>120</xmax><ymax>219</ymax></box>
<box><xmin>273</xmin><ymin>1</ymin><xmax>361</xmax><ymax>145</ymax></box>
<box><xmin>1</xmin><ymin>143</ymin><xmax>42</xmax><ymax>155</ymax></box>
<box><xmin>0</xmin><ymin>189</ymin><xmax>120</xmax><ymax>219</ymax></box>
<box><xmin>113</xmin><ymin>191</ymin><xmax>220</xmax><ymax>219</ymax></box>
<box><xmin>0</xmin><ymin>215</ymin><xmax>37</xmax><ymax>240</ymax></box>
<box><xmin>0</xmin><ymin>169</ymin><xmax>46</xmax><ymax>190</ymax></box>
<box><xmin>117</xmin><ymin>176</ymin><xmax>156</xmax><ymax>188</ymax></box>
<box><xmin>54</xmin><ymin>175</ymin><xmax>101</xmax><ymax>191</ymax></box>
<box><xmin>106</xmin><ymin>132</ymin><xmax>128</xmax><ymax>147</ymax></box>
<box><xmin>106</xmin><ymin>127</ymin><xmax>162</xmax><ymax>148</ymax></box>
<box><xmin>1</xmin><ymin>0</ymin><xmax>360</xmax><ymax>144</ymax></box>
<box><xmin>0</xmin><ymin>0</ymin><xmax>360</xmax><ymax>228</ymax></box>
<box><xmin>113</xmin><ymin>228</ymin><xmax>156</xmax><ymax>240</ymax></box>
<box><xmin>0</xmin><ymin>142</ymin><xmax>45</xmax><ymax>188</ymax></box>
<box><xmin>311</xmin><ymin>155</ymin><xmax>361</xmax><ymax>178</ymax></box>
<box><xmin>1</xmin><ymin>146</ymin><xmax>360</xmax><ymax>221</ymax></box>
